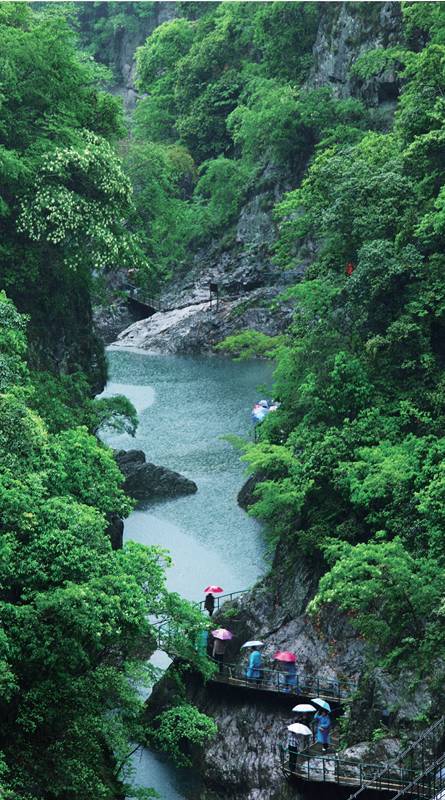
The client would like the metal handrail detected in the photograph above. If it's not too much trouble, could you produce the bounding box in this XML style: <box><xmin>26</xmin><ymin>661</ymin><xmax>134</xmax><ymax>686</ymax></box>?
<box><xmin>198</xmin><ymin>588</ymin><xmax>248</xmax><ymax>612</ymax></box>
<box><xmin>390</xmin><ymin>752</ymin><xmax>445</xmax><ymax>800</ymax></box>
<box><xmin>347</xmin><ymin>716</ymin><xmax>445</xmax><ymax>800</ymax></box>
<box><xmin>153</xmin><ymin>589</ymin><xmax>249</xmax><ymax>650</ymax></box>
<box><xmin>215</xmin><ymin>662</ymin><xmax>356</xmax><ymax>701</ymax></box>
<box><xmin>123</xmin><ymin>283</ymin><xmax>163</xmax><ymax>311</ymax></box>
<box><xmin>281</xmin><ymin>746</ymin><xmax>421</xmax><ymax>791</ymax></box>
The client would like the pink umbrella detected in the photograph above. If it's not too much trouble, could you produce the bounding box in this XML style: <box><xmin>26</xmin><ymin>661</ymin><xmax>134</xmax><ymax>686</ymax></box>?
<box><xmin>212</xmin><ymin>628</ymin><xmax>233</xmax><ymax>640</ymax></box>
<box><xmin>274</xmin><ymin>651</ymin><xmax>297</xmax><ymax>663</ymax></box>
<box><xmin>204</xmin><ymin>585</ymin><xmax>224</xmax><ymax>594</ymax></box>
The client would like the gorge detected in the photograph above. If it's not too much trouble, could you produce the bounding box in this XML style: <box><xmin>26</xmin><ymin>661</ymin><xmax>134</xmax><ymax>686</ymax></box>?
<box><xmin>2</xmin><ymin>3</ymin><xmax>445</xmax><ymax>800</ymax></box>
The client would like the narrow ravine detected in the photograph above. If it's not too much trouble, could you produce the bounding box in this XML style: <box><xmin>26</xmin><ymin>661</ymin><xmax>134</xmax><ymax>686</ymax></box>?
<box><xmin>100</xmin><ymin>348</ymin><xmax>273</xmax><ymax>799</ymax></box>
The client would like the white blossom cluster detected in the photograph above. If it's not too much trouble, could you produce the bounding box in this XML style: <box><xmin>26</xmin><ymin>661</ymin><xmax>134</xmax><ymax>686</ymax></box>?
<box><xmin>17</xmin><ymin>132</ymin><xmax>138</xmax><ymax>271</ymax></box>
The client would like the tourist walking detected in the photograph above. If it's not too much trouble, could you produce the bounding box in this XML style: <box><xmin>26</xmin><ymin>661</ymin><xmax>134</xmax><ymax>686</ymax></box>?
<box><xmin>212</xmin><ymin>636</ymin><xmax>227</xmax><ymax>673</ymax></box>
<box><xmin>315</xmin><ymin>709</ymin><xmax>331</xmax><ymax>752</ymax></box>
<box><xmin>204</xmin><ymin>592</ymin><xmax>215</xmax><ymax>617</ymax></box>
<box><xmin>246</xmin><ymin>646</ymin><xmax>263</xmax><ymax>684</ymax></box>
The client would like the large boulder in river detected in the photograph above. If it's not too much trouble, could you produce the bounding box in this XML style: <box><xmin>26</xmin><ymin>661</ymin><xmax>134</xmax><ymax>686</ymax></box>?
<box><xmin>114</xmin><ymin>449</ymin><xmax>198</xmax><ymax>501</ymax></box>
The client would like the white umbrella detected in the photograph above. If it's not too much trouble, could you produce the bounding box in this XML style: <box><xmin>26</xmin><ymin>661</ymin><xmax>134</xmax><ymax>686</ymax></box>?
<box><xmin>311</xmin><ymin>698</ymin><xmax>331</xmax><ymax>712</ymax></box>
<box><xmin>241</xmin><ymin>640</ymin><xmax>264</xmax><ymax>649</ymax></box>
<box><xmin>292</xmin><ymin>703</ymin><xmax>317</xmax><ymax>713</ymax></box>
<box><xmin>287</xmin><ymin>723</ymin><xmax>312</xmax><ymax>736</ymax></box>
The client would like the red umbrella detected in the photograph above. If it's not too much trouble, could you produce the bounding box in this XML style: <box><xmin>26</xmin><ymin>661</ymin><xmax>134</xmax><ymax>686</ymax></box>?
<box><xmin>274</xmin><ymin>651</ymin><xmax>297</xmax><ymax>663</ymax></box>
<box><xmin>204</xmin><ymin>585</ymin><xmax>224</xmax><ymax>594</ymax></box>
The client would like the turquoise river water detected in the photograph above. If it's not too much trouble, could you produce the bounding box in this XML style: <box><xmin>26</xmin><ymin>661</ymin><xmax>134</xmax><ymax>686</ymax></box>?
<box><xmin>101</xmin><ymin>348</ymin><xmax>273</xmax><ymax>799</ymax></box>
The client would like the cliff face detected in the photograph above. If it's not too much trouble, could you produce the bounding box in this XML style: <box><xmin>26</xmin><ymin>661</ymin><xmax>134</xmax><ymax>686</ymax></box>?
<box><xmin>308</xmin><ymin>1</ymin><xmax>402</xmax><ymax>104</ymax></box>
<box><xmin>109</xmin><ymin>3</ymin><xmax>177</xmax><ymax>112</ymax></box>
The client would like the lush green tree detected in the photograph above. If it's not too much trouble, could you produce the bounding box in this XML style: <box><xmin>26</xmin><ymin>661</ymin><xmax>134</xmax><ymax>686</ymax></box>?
<box><xmin>149</xmin><ymin>704</ymin><xmax>217</xmax><ymax>767</ymax></box>
<box><xmin>0</xmin><ymin>3</ymin><xmax>143</xmax><ymax>384</ymax></box>
<box><xmin>309</xmin><ymin>537</ymin><xmax>445</xmax><ymax>669</ymax></box>
<box><xmin>0</xmin><ymin>294</ymin><xmax>211</xmax><ymax>799</ymax></box>
<box><xmin>224</xmin><ymin>3</ymin><xmax>445</xmax><ymax>679</ymax></box>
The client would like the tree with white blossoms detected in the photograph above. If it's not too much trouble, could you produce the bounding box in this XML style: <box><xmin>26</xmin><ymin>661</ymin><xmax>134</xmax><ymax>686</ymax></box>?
<box><xmin>18</xmin><ymin>132</ymin><xmax>143</xmax><ymax>274</ymax></box>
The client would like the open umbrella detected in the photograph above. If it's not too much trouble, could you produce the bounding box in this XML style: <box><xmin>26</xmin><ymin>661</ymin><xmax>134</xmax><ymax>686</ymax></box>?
<box><xmin>274</xmin><ymin>651</ymin><xmax>297</xmax><ymax>663</ymax></box>
<box><xmin>204</xmin><ymin>585</ymin><xmax>224</xmax><ymax>594</ymax></box>
<box><xmin>311</xmin><ymin>698</ymin><xmax>331</xmax><ymax>712</ymax></box>
<box><xmin>212</xmin><ymin>628</ymin><xmax>233</xmax><ymax>640</ymax></box>
<box><xmin>241</xmin><ymin>640</ymin><xmax>264</xmax><ymax>649</ymax></box>
<box><xmin>292</xmin><ymin>703</ymin><xmax>316</xmax><ymax>713</ymax></box>
<box><xmin>287</xmin><ymin>723</ymin><xmax>312</xmax><ymax>736</ymax></box>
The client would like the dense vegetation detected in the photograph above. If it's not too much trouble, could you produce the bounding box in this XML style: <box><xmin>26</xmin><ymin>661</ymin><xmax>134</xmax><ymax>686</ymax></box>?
<box><xmin>3</xmin><ymin>0</ymin><xmax>445</xmax><ymax>793</ymax></box>
<box><xmin>79</xmin><ymin>1</ymin><xmax>375</xmax><ymax>291</ymax></box>
<box><xmin>0</xmin><ymin>4</ymin><xmax>214</xmax><ymax>797</ymax></box>
<box><xmin>240</xmin><ymin>3</ymin><xmax>445</xmax><ymax>681</ymax></box>
<box><xmin>119</xmin><ymin>0</ymin><xmax>445</xmax><ymax>680</ymax></box>
<box><xmin>0</xmin><ymin>2</ymin><xmax>146</xmax><ymax>386</ymax></box>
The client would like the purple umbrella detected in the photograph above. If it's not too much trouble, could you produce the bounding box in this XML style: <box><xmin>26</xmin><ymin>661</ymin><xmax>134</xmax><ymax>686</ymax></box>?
<box><xmin>212</xmin><ymin>628</ymin><xmax>233</xmax><ymax>640</ymax></box>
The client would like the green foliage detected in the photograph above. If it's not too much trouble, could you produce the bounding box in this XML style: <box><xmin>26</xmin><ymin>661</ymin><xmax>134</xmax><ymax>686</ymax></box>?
<box><xmin>0</xmin><ymin>291</ymin><xmax>29</xmax><ymax>391</ymax></box>
<box><xmin>149</xmin><ymin>704</ymin><xmax>217</xmax><ymax>767</ymax></box>
<box><xmin>0</xmin><ymin>2</ymin><xmax>143</xmax><ymax>382</ymax></box>
<box><xmin>123</xmin><ymin>0</ymin><xmax>322</xmax><ymax>278</ymax></box>
<box><xmin>215</xmin><ymin>330</ymin><xmax>283</xmax><ymax>360</ymax></box>
<box><xmin>309</xmin><ymin>537</ymin><xmax>444</xmax><ymax>667</ymax></box>
<box><xmin>30</xmin><ymin>369</ymin><xmax>138</xmax><ymax>436</ymax></box>
<box><xmin>136</xmin><ymin>18</ymin><xmax>194</xmax><ymax>89</ymax></box>
<box><xmin>234</xmin><ymin>2</ymin><xmax>445</xmax><ymax>676</ymax></box>
<box><xmin>350</xmin><ymin>47</ymin><xmax>407</xmax><ymax>80</ymax></box>
<box><xmin>0</xmin><ymin>296</ymin><xmax>210</xmax><ymax>799</ymax></box>
<box><xmin>195</xmin><ymin>156</ymin><xmax>253</xmax><ymax>229</ymax></box>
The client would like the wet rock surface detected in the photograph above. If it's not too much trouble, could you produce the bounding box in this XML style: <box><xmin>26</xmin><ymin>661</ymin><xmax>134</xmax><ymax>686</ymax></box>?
<box><xmin>111</xmin><ymin>291</ymin><xmax>294</xmax><ymax>354</ymax></box>
<box><xmin>115</xmin><ymin>448</ymin><xmax>197</xmax><ymax>501</ymax></box>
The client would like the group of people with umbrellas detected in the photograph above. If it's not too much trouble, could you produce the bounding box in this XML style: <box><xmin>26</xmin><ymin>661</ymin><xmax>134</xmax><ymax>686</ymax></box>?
<box><xmin>202</xmin><ymin>587</ymin><xmax>332</xmax><ymax>765</ymax></box>
<box><xmin>287</xmin><ymin>699</ymin><xmax>332</xmax><ymax>767</ymax></box>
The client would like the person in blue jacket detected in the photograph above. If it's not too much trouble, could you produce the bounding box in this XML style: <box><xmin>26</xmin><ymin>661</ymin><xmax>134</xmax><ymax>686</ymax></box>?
<box><xmin>314</xmin><ymin>709</ymin><xmax>331</xmax><ymax>752</ymax></box>
<box><xmin>246</xmin><ymin>646</ymin><xmax>263</xmax><ymax>684</ymax></box>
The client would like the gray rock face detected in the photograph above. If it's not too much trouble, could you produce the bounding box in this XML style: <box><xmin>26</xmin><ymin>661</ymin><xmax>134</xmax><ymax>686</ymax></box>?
<box><xmin>308</xmin><ymin>2</ymin><xmax>402</xmax><ymax>106</ymax></box>
<box><xmin>115</xmin><ymin>449</ymin><xmax>197</xmax><ymax>501</ymax></box>
<box><xmin>111</xmin><ymin>290</ymin><xmax>294</xmax><ymax>355</ymax></box>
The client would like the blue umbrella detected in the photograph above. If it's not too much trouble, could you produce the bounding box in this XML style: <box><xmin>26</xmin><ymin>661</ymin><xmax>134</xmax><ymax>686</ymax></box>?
<box><xmin>311</xmin><ymin>697</ymin><xmax>331</xmax><ymax>712</ymax></box>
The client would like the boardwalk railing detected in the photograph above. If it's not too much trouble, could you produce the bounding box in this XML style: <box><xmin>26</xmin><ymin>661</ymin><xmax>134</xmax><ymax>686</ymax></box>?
<box><xmin>213</xmin><ymin>663</ymin><xmax>356</xmax><ymax>703</ymax></box>
<box><xmin>347</xmin><ymin>716</ymin><xmax>445</xmax><ymax>800</ymax></box>
<box><xmin>280</xmin><ymin>747</ymin><xmax>419</xmax><ymax>792</ymax></box>
<box><xmin>197</xmin><ymin>589</ymin><xmax>248</xmax><ymax>613</ymax></box>
<box><xmin>124</xmin><ymin>283</ymin><xmax>163</xmax><ymax>313</ymax></box>
<box><xmin>154</xmin><ymin>589</ymin><xmax>249</xmax><ymax>651</ymax></box>
<box><xmin>390</xmin><ymin>753</ymin><xmax>445</xmax><ymax>800</ymax></box>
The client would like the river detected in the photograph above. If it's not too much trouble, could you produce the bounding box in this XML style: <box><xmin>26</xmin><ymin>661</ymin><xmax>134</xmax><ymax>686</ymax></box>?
<box><xmin>101</xmin><ymin>348</ymin><xmax>273</xmax><ymax>799</ymax></box>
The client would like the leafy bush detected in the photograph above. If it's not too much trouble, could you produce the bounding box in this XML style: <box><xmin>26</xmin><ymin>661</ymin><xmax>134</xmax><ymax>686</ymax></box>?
<box><xmin>150</xmin><ymin>704</ymin><xmax>217</xmax><ymax>767</ymax></box>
